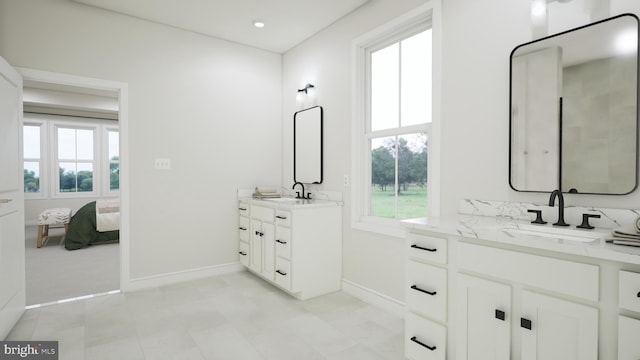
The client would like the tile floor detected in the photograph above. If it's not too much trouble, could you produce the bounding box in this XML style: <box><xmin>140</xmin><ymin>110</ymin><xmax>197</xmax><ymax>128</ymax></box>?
<box><xmin>7</xmin><ymin>271</ymin><xmax>406</xmax><ymax>359</ymax></box>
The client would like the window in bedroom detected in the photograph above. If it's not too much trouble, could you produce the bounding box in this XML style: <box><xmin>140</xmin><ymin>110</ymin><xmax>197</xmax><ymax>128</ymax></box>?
<box><xmin>351</xmin><ymin>2</ymin><xmax>441</xmax><ymax>237</ymax></box>
<box><xmin>23</xmin><ymin>122</ymin><xmax>44</xmax><ymax>195</ymax></box>
<box><xmin>56</xmin><ymin>126</ymin><xmax>96</xmax><ymax>194</ymax></box>
<box><xmin>107</xmin><ymin>129</ymin><xmax>120</xmax><ymax>192</ymax></box>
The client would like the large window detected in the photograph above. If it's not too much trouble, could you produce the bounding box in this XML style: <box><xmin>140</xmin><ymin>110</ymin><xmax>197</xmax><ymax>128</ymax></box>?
<box><xmin>23</xmin><ymin>114</ymin><xmax>119</xmax><ymax>198</ymax></box>
<box><xmin>57</xmin><ymin>126</ymin><xmax>95</xmax><ymax>193</ymax></box>
<box><xmin>352</xmin><ymin>3</ymin><xmax>440</xmax><ymax>236</ymax></box>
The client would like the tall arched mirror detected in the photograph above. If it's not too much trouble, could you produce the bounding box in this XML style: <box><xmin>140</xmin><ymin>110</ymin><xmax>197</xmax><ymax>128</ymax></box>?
<box><xmin>510</xmin><ymin>13</ymin><xmax>639</xmax><ymax>194</ymax></box>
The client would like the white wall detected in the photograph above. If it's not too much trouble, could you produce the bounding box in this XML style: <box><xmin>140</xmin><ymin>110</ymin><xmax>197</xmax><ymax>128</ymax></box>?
<box><xmin>283</xmin><ymin>0</ymin><xmax>640</xmax><ymax>302</ymax></box>
<box><xmin>0</xmin><ymin>0</ymin><xmax>282</xmax><ymax>279</ymax></box>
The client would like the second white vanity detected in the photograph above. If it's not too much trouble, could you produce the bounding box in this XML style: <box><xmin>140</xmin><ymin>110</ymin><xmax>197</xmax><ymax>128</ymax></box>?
<box><xmin>403</xmin><ymin>215</ymin><xmax>640</xmax><ymax>360</ymax></box>
<box><xmin>238</xmin><ymin>197</ymin><xmax>342</xmax><ymax>300</ymax></box>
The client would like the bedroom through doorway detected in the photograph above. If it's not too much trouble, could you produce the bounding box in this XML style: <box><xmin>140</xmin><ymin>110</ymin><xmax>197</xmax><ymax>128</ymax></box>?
<box><xmin>21</xmin><ymin>77</ymin><xmax>122</xmax><ymax>306</ymax></box>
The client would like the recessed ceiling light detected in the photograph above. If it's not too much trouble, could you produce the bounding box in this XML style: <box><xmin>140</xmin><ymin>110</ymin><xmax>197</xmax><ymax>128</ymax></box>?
<box><xmin>253</xmin><ymin>20</ymin><xmax>265</xmax><ymax>28</ymax></box>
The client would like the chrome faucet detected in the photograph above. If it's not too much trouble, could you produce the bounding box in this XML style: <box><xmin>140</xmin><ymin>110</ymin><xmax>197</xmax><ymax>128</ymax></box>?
<box><xmin>548</xmin><ymin>189</ymin><xmax>569</xmax><ymax>227</ymax></box>
<box><xmin>292</xmin><ymin>182</ymin><xmax>308</xmax><ymax>199</ymax></box>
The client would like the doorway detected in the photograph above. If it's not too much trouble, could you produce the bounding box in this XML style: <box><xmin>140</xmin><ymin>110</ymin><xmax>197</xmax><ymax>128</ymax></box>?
<box><xmin>18</xmin><ymin>68</ymin><xmax>129</xmax><ymax>306</ymax></box>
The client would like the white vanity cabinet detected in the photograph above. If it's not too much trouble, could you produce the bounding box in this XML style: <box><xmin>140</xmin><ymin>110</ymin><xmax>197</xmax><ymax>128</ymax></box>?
<box><xmin>405</xmin><ymin>232</ymin><xmax>448</xmax><ymax>360</ymax></box>
<box><xmin>237</xmin><ymin>202</ymin><xmax>250</xmax><ymax>267</ymax></box>
<box><xmin>456</xmin><ymin>242</ymin><xmax>598</xmax><ymax>360</ymax></box>
<box><xmin>237</xmin><ymin>199</ymin><xmax>342</xmax><ymax>300</ymax></box>
<box><xmin>403</xmin><ymin>222</ymin><xmax>640</xmax><ymax>360</ymax></box>
<box><xmin>618</xmin><ymin>270</ymin><xmax>640</xmax><ymax>360</ymax></box>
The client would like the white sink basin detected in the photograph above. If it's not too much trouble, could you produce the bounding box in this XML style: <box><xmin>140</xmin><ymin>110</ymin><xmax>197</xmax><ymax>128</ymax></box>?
<box><xmin>259</xmin><ymin>197</ymin><xmax>314</xmax><ymax>205</ymax></box>
<box><xmin>263</xmin><ymin>197</ymin><xmax>300</xmax><ymax>202</ymax></box>
<box><xmin>504</xmin><ymin>225</ymin><xmax>603</xmax><ymax>243</ymax></box>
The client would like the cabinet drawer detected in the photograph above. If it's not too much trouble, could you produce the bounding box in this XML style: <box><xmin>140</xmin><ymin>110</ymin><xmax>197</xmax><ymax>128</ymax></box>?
<box><xmin>238</xmin><ymin>241</ymin><xmax>249</xmax><ymax>267</ymax></box>
<box><xmin>238</xmin><ymin>202</ymin><xmax>250</xmax><ymax>217</ymax></box>
<box><xmin>407</xmin><ymin>261</ymin><xmax>447</xmax><ymax>322</ymax></box>
<box><xmin>407</xmin><ymin>233</ymin><xmax>447</xmax><ymax>264</ymax></box>
<box><xmin>405</xmin><ymin>312</ymin><xmax>446</xmax><ymax>360</ymax></box>
<box><xmin>618</xmin><ymin>315</ymin><xmax>640</xmax><ymax>360</ymax></box>
<box><xmin>275</xmin><ymin>226</ymin><xmax>291</xmax><ymax>259</ymax></box>
<box><xmin>458</xmin><ymin>242</ymin><xmax>599</xmax><ymax>302</ymax></box>
<box><xmin>251</xmin><ymin>205</ymin><xmax>274</xmax><ymax>222</ymax></box>
<box><xmin>274</xmin><ymin>258</ymin><xmax>292</xmax><ymax>290</ymax></box>
<box><xmin>275</xmin><ymin>209</ymin><xmax>291</xmax><ymax>227</ymax></box>
<box><xmin>238</xmin><ymin>216</ymin><xmax>249</xmax><ymax>242</ymax></box>
<box><xmin>619</xmin><ymin>271</ymin><xmax>640</xmax><ymax>312</ymax></box>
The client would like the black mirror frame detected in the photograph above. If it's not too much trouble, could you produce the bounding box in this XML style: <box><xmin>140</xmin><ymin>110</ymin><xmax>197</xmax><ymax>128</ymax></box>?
<box><xmin>508</xmin><ymin>13</ymin><xmax>640</xmax><ymax>195</ymax></box>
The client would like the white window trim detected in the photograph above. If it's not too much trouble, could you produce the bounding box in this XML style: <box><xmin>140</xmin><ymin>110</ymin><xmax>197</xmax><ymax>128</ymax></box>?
<box><xmin>52</xmin><ymin>121</ymin><xmax>100</xmax><ymax>198</ymax></box>
<box><xmin>23</xmin><ymin>119</ymin><xmax>47</xmax><ymax>199</ymax></box>
<box><xmin>351</xmin><ymin>1</ymin><xmax>442</xmax><ymax>237</ymax></box>
<box><xmin>103</xmin><ymin>126</ymin><xmax>120</xmax><ymax>195</ymax></box>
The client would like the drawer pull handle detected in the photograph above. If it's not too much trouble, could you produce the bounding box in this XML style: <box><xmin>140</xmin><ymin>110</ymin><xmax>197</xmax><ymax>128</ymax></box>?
<box><xmin>410</xmin><ymin>285</ymin><xmax>437</xmax><ymax>296</ymax></box>
<box><xmin>276</xmin><ymin>270</ymin><xmax>287</xmax><ymax>276</ymax></box>
<box><xmin>495</xmin><ymin>309</ymin><xmax>506</xmax><ymax>321</ymax></box>
<box><xmin>255</xmin><ymin>231</ymin><xmax>264</xmax><ymax>236</ymax></box>
<box><xmin>239</xmin><ymin>227</ymin><xmax>247</xmax><ymax>231</ymax></box>
<box><xmin>410</xmin><ymin>336</ymin><xmax>436</xmax><ymax>351</ymax></box>
<box><xmin>521</xmin><ymin>318</ymin><xmax>532</xmax><ymax>330</ymax></box>
<box><xmin>238</xmin><ymin>251</ymin><xmax>247</xmax><ymax>256</ymax></box>
<box><xmin>239</xmin><ymin>207</ymin><xmax>247</xmax><ymax>211</ymax></box>
<box><xmin>637</xmin><ymin>291</ymin><xmax>640</xmax><ymax>298</ymax></box>
<box><xmin>276</xmin><ymin>240</ymin><xmax>288</xmax><ymax>244</ymax></box>
<box><xmin>276</xmin><ymin>215</ymin><xmax>287</xmax><ymax>219</ymax></box>
<box><xmin>411</xmin><ymin>244</ymin><xmax>437</xmax><ymax>252</ymax></box>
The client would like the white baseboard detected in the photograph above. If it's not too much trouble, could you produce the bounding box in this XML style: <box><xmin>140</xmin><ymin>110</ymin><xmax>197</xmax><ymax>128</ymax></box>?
<box><xmin>341</xmin><ymin>279</ymin><xmax>405</xmax><ymax>317</ymax></box>
<box><xmin>122</xmin><ymin>262</ymin><xmax>244</xmax><ymax>292</ymax></box>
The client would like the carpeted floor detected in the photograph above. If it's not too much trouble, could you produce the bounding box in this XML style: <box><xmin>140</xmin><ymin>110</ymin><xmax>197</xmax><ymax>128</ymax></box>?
<box><xmin>25</xmin><ymin>225</ymin><xmax>120</xmax><ymax>305</ymax></box>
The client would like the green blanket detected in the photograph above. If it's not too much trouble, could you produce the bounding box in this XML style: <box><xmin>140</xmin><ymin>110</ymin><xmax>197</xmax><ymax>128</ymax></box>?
<box><xmin>65</xmin><ymin>201</ymin><xmax>119</xmax><ymax>250</ymax></box>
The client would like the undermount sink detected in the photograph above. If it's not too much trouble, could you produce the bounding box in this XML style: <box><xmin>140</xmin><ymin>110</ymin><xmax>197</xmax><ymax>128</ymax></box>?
<box><xmin>259</xmin><ymin>197</ymin><xmax>313</xmax><ymax>204</ymax></box>
<box><xmin>504</xmin><ymin>224</ymin><xmax>604</xmax><ymax>243</ymax></box>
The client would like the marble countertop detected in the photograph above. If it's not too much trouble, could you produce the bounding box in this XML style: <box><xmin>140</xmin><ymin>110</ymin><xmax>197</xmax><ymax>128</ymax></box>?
<box><xmin>239</xmin><ymin>196</ymin><xmax>342</xmax><ymax>209</ymax></box>
<box><xmin>403</xmin><ymin>215</ymin><xmax>640</xmax><ymax>265</ymax></box>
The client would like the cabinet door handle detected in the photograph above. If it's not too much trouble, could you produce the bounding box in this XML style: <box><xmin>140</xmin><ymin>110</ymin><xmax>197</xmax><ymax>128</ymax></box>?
<box><xmin>521</xmin><ymin>318</ymin><xmax>532</xmax><ymax>330</ymax></box>
<box><xmin>238</xmin><ymin>251</ymin><xmax>247</xmax><ymax>256</ymax></box>
<box><xmin>495</xmin><ymin>309</ymin><xmax>506</xmax><ymax>321</ymax></box>
<box><xmin>410</xmin><ymin>336</ymin><xmax>436</xmax><ymax>351</ymax></box>
<box><xmin>636</xmin><ymin>291</ymin><xmax>640</xmax><ymax>298</ymax></box>
<box><xmin>276</xmin><ymin>239</ymin><xmax>287</xmax><ymax>244</ymax></box>
<box><xmin>276</xmin><ymin>270</ymin><xmax>287</xmax><ymax>276</ymax></box>
<box><xmin>276</xmin><ymin>215</ymin><xmax>287</xmax><ymax>219</ymax></box>
<box><xmin>411</xmin><ymin>244</ymin><xmax>436</xmax><ymax>252</ymax></box>
<box><xmin>239</xmin><ymin>227</ymin><xmax>246</xmax><ymax>231</ymax></box>
<box><xmin>410</xmin><ymin>285</ymin><xmax>437</xmax><ymax>296</ymax></box>
<box><xmin>255</xmin><ymin>231</ymin><xmax>264</xmax><ymax>236</ymax></box>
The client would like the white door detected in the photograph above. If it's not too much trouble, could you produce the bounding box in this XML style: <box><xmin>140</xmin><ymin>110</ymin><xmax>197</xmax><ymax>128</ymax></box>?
<box><xmin>456</xmin><ymin>274</ymin><xmax>511</xmax><ymax>360</ymax></box>
<box><xmin>521</xmin><ymin>290</ymin><xmax>598</xmax><ymax>360</ymax></box>
<box><xmin>261</xmin><ymin>222</ymin><xmax>275</xmax><ymax>280</ymax></box>
<box><xmin>0</xmin><ymin>56</ymin><xmax>25</xmax><ymax>339</ymax></box>
<box><xmin>249</xmin><ymin>219</ymin><xmax>262</xmax><ymax>273</ymax></box>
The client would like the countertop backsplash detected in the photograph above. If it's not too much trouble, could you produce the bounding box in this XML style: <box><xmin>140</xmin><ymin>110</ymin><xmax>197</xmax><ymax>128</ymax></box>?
<box><xmin>460</xmin><ymin>199</ymin><xmax>640</xmax><ymax>230</ymax></box>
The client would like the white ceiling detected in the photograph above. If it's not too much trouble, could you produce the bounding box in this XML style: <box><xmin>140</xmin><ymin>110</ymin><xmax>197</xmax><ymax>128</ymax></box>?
<box><xmin>72</xmin><ymin>0</ymin><xmax>369</xmax><ymax>53</ymax></box>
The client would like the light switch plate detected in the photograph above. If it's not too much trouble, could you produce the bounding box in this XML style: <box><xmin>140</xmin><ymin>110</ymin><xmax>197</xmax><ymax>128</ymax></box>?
<box><xmin>155</xmin><ymin>158</ymin><xmax>171</xmax><ymax>170</ymax></box>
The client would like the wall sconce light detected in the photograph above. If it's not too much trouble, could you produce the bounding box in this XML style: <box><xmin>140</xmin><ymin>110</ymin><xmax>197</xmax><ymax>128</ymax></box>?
<box><xmin>296</xmin><ymin>83</ymin><xmax>316</xmax><ymax>109</ymax></box>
